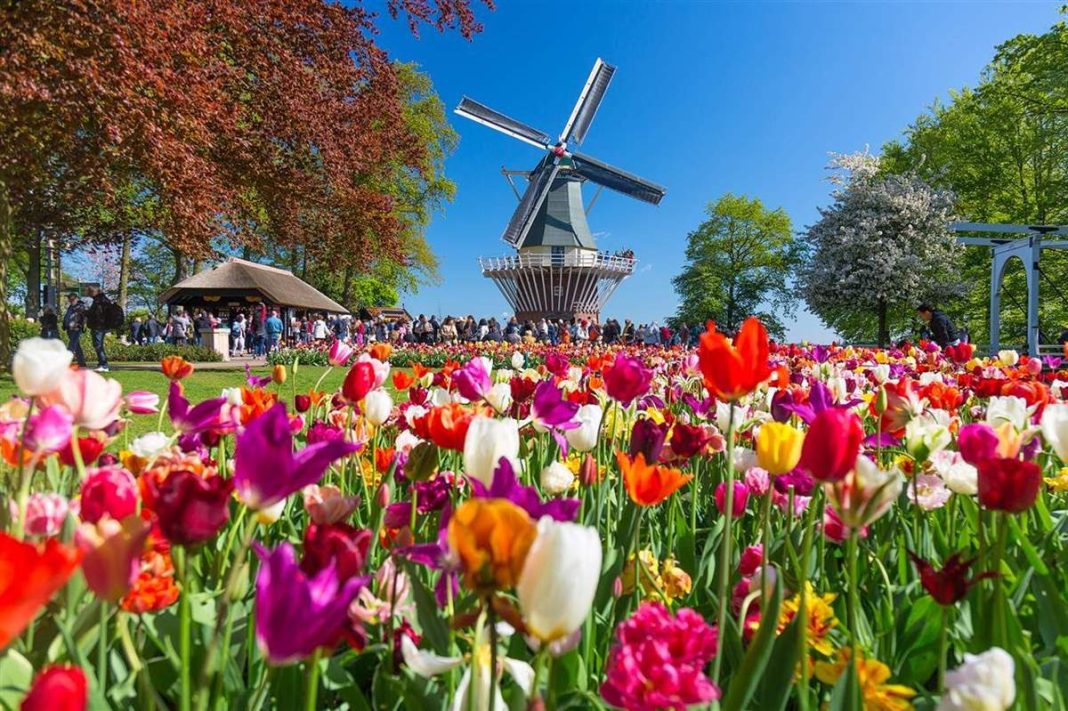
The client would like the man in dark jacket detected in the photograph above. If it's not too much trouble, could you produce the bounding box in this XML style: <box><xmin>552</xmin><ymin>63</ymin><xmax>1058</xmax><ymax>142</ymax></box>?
<box><xmin>917</xmin><ymin>304</ymin><xmax>960</xmax><ymax>348</ymax></box>
<box><xmin>86</xmin><ymin>286</ymin><xmax>111</xmax><ymax>371</ymax></box>
<box><xmin>62</xmin><ymin>292</ymin><xmax>87</xmax><ymax>367</ymax></box>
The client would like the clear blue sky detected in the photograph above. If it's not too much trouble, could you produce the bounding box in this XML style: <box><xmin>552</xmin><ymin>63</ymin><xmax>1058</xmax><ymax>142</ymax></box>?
<box><xmin>376</xmin><ymin>1</ymin><xmax>1060</xmax><ymax>342</ymax></box>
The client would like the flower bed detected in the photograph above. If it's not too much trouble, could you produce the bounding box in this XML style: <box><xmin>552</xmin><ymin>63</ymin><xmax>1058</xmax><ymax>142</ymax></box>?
<box><xmin>1</xmin><ymin>328</ymin><xmax>1065</xmax><ymax>710</ymax></box>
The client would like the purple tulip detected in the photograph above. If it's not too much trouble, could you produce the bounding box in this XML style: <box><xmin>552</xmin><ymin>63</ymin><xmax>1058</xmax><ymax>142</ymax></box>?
<box><xmin>234</xmin><ymin>403</ymin><xmax>358</xmax><ymax>509</ymax></box>
<box><xmin>958</xmin><ymin>423</ymin><xmax>998</xmax><ymax>466</ymax></box>
<box><xmin>469</xmin><ymin>458</ymin><xmax>579</xmax><ymax>522</ymax></box>
<box><xmin>531</xmin><ymin>381</ymin><xmax>579</xmax><ymax>430</ymax></box>
<box><xmin>168</xmin><ymin>382</ymin><xmax>226</xmax><ymax>435</ymax></box>
<box><xmin>629</xmin><ymin>417</ymin><xmax>668</xmax><ymax>464</ymax></box>
<box><xmin>1043</xmin><ymin>356</ymin><xmax>1063</xmax><ymax>371</ymax></box>
<box><xmin>245</xmin><ymin>363</ymin><xmax>273</xmax><ymax>389</ymax></box>
<box><xmin>253</xmin><ymin>542</ymin><xmax>367</xmax><ymax>665</ymax></box>
<box><xmin>395</xmin><ymin>505</ymin><xmax>459</xmax><ymax>606</ymax></box>
<box><xmin>453</xmin><ymin>356</ymin><xmax>492</xmax><ymax>402</ymax></box>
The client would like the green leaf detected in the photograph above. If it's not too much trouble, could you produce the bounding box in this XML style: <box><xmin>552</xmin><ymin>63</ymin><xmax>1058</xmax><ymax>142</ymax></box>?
<box><xmin>409</xmin><ymin>563</ymin><xmax>450</xmax><ymax>654</ymax></box>
<box><xmin>756</xmin><ymin>610</ymin><xmax>803</xmax><ymax>711</ymax></box>
<box><xmin>0</xmin><ymin>649</ymin><xmax>34</xmax><ymax>709</ymax></box>
<box><xmin>722</xmin><ymin>571</ymin><xmax>784</xmax><ymax>711</ymax></box>
<box><xmin>406</xmin><ymin>442</ymin><xmax>440</xmax><ymax>482</ymax></box>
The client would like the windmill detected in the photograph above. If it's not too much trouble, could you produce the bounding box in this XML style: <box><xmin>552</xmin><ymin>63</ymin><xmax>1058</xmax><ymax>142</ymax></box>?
<box><xmin>456</xmin><ymin>58</ymin><xmax>666</xmax><ymax>323</ymax></box>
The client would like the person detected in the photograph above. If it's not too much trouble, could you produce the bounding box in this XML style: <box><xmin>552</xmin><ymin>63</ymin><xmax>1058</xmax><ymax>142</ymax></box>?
<box><xmin>39</xmin><ymin>306</ymin><xmax>60</xmax><ymax>339</ymax></box>
<box><xmin>62</xmin><ymin>292</ymin><xmax>87</xmax><ymax>367</ymax></box>
<box><xmin>145</xmin><ymin>314</ymin><xmax>160</xmax><ymax>344</ymax></box>
<box><xmin>265</xmin><ymin>309</ymin><xmax>284</xmax><ymax>352</ymax></box>
<box><xmin>172</xmin><ymin>309</ymin><xmax>191</xmax><ymax>346</ymax></box>
<box><xmin>129</xmin><ymin>316</ymin><xmax>143</xmax><ymax>345</ymax></box>
<box><xmin>916</xmin><ymin>304</ymin><xmax>960</xmax><ymax>348</ymax></box>
<box><xmin>313</xmin><ymin>314</ymin><xmax>328</xmax><ymax>341</ymax></box>
<box><xmin>231</xmin><ymin>314</ymin><xmax>246</xmax><ymax>356</ymax></box>
<box><xmin>440</xmin><ymin>317</ymin><xmax>458</xmax><ymax>344</ymax></box>
<box><xmin>84</xmin><ymin>286</ymin><xmax>114</xmax><ymax>371</ymax></box>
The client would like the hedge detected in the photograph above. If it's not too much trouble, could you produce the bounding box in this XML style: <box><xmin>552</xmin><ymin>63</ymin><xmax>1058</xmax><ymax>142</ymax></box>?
<box><xmin>10</xmin><ymin>318</ymin><xmax>221</xmax><ymax>363</ymax></box>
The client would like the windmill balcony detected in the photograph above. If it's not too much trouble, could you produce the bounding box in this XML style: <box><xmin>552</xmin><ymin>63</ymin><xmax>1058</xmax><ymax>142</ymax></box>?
<box><xmin>478</xmin><ymin>251</ymin><xmax>636</xmax><ymax>275</ymax></box>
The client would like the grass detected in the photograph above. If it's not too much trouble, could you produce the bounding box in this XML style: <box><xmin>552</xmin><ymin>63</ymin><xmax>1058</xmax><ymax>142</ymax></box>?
<box><xmin>0</xmin><ymin>365</ymin><xmax>357</xmax><ymax>440</ymax></box>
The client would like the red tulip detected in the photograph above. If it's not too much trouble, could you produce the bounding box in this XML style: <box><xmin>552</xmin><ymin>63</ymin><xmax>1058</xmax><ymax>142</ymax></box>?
<box><xmin>669</xmin><ymin>422</ymin><xmax>712</xmax><ymax>459</ymax></box>
<box><xmin>0</xmin><ymin>534</ymin><xmax>82</xmax><ymax>650</ymax></box>
<box><xmin>908</xmin><ymin>551</ymin><xmax>994</xmax><ymax>606</ymax></box>
<box><xmin>342</xmin><ymin>361</ymin><xmax>376</xmax><ymax>403</ymax></box>
<box><xmin>977</xmin><ymin>458</ymin><xmax>1041</xmax><ymax>513</ymax></box>
<box><xmin>58</xmin><ymin>437</ymin><xmax>105</xmax><ymax>468</ymax></box>
<box><xmin>21</xmin><ymin>664</ymin><xmax>87</xmax><ymax>711</ymax></box>
<box><xmin>294</xmin><ymin>394</ymin><xmax>311</xmax><ymax>413</ymax></box>
<box><xmin>799</xmin><ymin>408</ymin><xmax>863</xmax><ymax>482</ymax></box>
<box><xmin>151</xmin><ymin>471</ymin><xmax>234</xmax><ymax>546</ymax></box>
<box><xmin>698</xmin><ymin>318</ymin><xmax>772</xmax><ymax>402</ymax></box>
<box><xmin>79</xmin><ymin>466</ymin><xmax>138</xmax><ymax>524</ymax></box>
<box><xmin>300</xmin><ymin>523</ymin><xmax>372</xmax><ymax>582</ymax></box>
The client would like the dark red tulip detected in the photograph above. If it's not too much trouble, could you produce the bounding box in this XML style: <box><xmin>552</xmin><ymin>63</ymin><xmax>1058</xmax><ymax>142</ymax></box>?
<box><xmin>294</xmin><ymin>394</ymin><xmax>311</xmax><ymax>413</ymax></box>
<box><xmin>978</xmin><ymin>458</ymin><xmax>1041</xmax><ymax>513</ymax></box>
<box><xmin>629</xmin><ymin>417</ymin><xmax>668</xmax><ymax>464</ymax></box>
<box><xmin>59</xmin><ymin>437</ymin><xmax>105</xmax><ymax>468</ymax></box>
<box><xmin>909</xmin><ymin>551</ymin><xmax>995</xmax><ymax>605</ymax></box>
<box><xmin>799</xmin><ymin>408</ymin><xmax>863</xmax><ymax>482</ymax></box>
<box><xmin>341</xmin><ymin>361</ymin><xmax>376</xmax><ymax>403</ymax></box>
<box><xmin>152</xmin><ymin>470</ymin><xmax>234</xmax><ymax>546</ymax></box>
<box><xmin>300</xmin><ymin>523</ymin><xmax>372</xmax><ymax>581</ymax></box>
<box><xmin>669</xmin><ymin>422</ymin><xmax>711</xmax><ymax>459</ymax></box>
<box><xmin>21</xmin><ymin>665</ymin><xmax>87</xmax><ymax>711</ymax></box>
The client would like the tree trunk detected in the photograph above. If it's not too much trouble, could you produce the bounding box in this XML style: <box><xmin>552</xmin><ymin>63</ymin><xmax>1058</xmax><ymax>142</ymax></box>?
<box><xmin>0</xmin><ymin>180</ymin><xmax>13</xmax><ymax>369</ymax></box>
<box><xmin>117</xmin><ymin>233</ymin><xmax>132</xmax><ymax>311</ymax></box>
<box><xmin>341</xmin><ymin>267</ymin><xmax>353</xmax><ymax>307</ymax></box>
<box><xmin>172</xmin><ymin>247</ymin><xmax>187</xmax><ymax>283</ymax></box>
<box><xmin>877</xmin><ymin>299</ymin><xmax>889</xmax><ymax>347</ymax></box>
<box><xmin>25</xmin><ymin>230</ymin><xmax>41</xmax><ymax>319</ymax></box>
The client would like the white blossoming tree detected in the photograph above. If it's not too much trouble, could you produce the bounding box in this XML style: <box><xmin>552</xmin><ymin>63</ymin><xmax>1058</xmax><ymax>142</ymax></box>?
<box><xmin>799</xmin><ymin>151</ymin><xmax>963</xmax><ymax>345</ymax></box>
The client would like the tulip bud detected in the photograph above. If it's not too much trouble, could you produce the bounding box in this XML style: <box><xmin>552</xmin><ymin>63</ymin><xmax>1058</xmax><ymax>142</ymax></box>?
<box><xmin>612</xmin><ymin>576</ymin><xmax>623</xmax><ymax>598</ymax></box>
<box><xmin>376</xmin><ymin>482</ymin><xmax>391</xmax><ymax>508</ymax></box>
<box><xmin>272</xmin><ymin>364</ymin><xmax>287</xmax><ymax>384</ymax></box>
<box><xmin>294</xmin><ymin>394</ymin><xmax>311</xmax><ymax>413</ymax></box>
<box><xmin>875</xmin><ymin>386</ymin><xmax>889</xmax><ymax>415</ymax></box>
<box><xmin>579</xmin><ymin>454</ymin><xmax>600</xmax><ymax>487</ymax></box>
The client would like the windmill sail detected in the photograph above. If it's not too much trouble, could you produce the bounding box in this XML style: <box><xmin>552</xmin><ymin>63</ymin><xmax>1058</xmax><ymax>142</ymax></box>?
<box><xmin>502</xmin><ymin>159</ymin><xmax>561</xmax><ymax>246</ymax></box>
<box><xmin>560</xmin><ymin>59</ymin><xmax>616</xmax><ymax>146</ymax></box>
<box><xmin>569</xmin><ymin>151</ymin><xmax>666</xmax><ymax>205</ymax></box>
<box><xmin>454</xmin><ymin>97</ymin><xmax>551</xmax><ymax>150</ymax></box>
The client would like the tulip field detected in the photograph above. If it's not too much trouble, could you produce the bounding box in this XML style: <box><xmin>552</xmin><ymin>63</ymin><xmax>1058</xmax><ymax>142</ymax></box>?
<box><xmin>4</xmin><ymin>322</ymin><xmax>1068</xmax><ymax>711</ymax></box>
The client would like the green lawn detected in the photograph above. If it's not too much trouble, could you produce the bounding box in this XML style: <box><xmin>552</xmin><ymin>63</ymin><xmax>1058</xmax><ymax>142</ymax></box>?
<box><xmin>0</xmin><ymin>365</ymin><xmax>357</xmax><ymax>439</ymax></box>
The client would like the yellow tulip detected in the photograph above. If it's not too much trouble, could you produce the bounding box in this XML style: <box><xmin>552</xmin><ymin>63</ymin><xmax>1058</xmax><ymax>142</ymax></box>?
<box><xmin>755</xmin><ymin>422</ymin><xmax>804</xmax><ymax>475</ymax></box>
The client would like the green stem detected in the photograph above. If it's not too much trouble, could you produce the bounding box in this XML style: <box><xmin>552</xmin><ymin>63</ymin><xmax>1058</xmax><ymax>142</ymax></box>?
<box><xmin>711</xmin><ymin>403</ymin><xmax>737</xmax><ymax>685</ymax></box>
<box><xmin>992</xmin><ymin>512</ymin><xmax>1009</xmax><ymax>648</ymax></box>
<box><xmin>796</xmin><ymin>490</ymin><xmax>820</xmax><ymax>711</ymax></box>
<box><xmin>12</xmin><ymin>399</ymin><xmax>36</xmax><ymax>539</ymax></box>
<box><xmin>176</xmin><ymin>547</ymin><xmax>192</xmax><ymax>711</ymax></box>
<box><xmin>487</xmin><ymin>602</ymin><xmax>499</xmax><ymax>711</ymax></box>
<box><xmin>846</xmin><ymin>530</ymin><xmax>861</xmax><ymax>707</ymax></box>
<box><xmin>97</xmin><ymin>603</ymin><xmax>109</xmax><ymax>692</ymax></box>
<box><xmin>938</xmin><ymin>605</ymin><xmax>950</xmax><ymax>692</ymax></box>
<box><xmin>304</xmin><ymin>648</ymin><xmax>323</xmax><ymax>711</ymax></box>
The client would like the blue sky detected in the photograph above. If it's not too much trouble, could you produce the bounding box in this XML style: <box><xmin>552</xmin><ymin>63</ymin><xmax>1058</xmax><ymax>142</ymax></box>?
<box><xmin>375</xmin><ymin>1</ymin><xmax>1062</xmax><ymax>341</ymax></box>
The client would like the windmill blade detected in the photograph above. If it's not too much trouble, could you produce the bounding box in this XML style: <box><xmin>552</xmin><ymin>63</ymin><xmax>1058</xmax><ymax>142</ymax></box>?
<box><xmin>502</xmin><ymin>160</ymin><xmax>560</xmax><ymax>246</ymax></box>
<box><xmin>560</xmin><ymin>59</ymin><xmax>616</xmax><ymax>146</ymax></box>
<box><xmin>570</xmin><ymin>151</ymin><xmax>666</xmax><ymax>205</ymax></box>
<box><xmin>455</xmin><ymin>97</ymin><xmax>552</xmax><ymax>150</ymax></box>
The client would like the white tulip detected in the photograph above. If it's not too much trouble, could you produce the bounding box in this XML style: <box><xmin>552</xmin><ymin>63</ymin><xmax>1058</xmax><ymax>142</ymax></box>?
<box><xmin>485</xmin><ymin>382</ymin><xmax>513</xmax><ymax>414</ymax></box>
<box><xmin>404</xmin><ymin>405</ymin><xmax>428</xmax><ymax>429</ymax></box>
<box><xmin>511</xmin><ymin>351</ymin><xmax>525</xmax><ymax>370</ymax></box>
<box><xmin>129</xmin><ymin>432</ymin><xmax>171</xmax><ymax>460</ymax></box>
<box><xmin>997</xmin><ymin>350</ymin><xmax>1019</xmax><ymax>367</ymax></box>
<box><xmin>463</xmin><ymin>416</ymin><xmax>520</xmax><ymax>486</ymax></box>
<box><xmin>517</xmin><ymin>517</ymin><xmax>602</xmax><ymax>643</ymax></box>
<box><xmin>540</xmin><ymin>461</ymin><xmax>575</xmax><ymax>496</ymax></box>
<box><xmin>929</xmin><ymin>450</ymin><xmax>978</xmax><ymax>495</ymax></box>
<box><xmin>565</xmin><ymin>404</ymin><xmax>602</xmax><ymax>452</ymax></box>
<box><xmin>1050</xmin><ymin>379</ymin><xmax>1068</xmax><ymax>400</ymax></box>
<box><xmin>905</xmin><ymin>414</ymin><xmax>952</xmax><ymax>461</ymax></box>
<box><xmin>13</xmin><ymin>337</ymin><xmax>72</xmax><ymax>396</ymax></box>
<box><xmin>221</xmin><ymin>387</ymin><xmax>243</xmax><ymax>406</ymax></box>
<box><xmin>985</xmin><ymin>396</ymin><xmax>1032</xmax><ymax>431</ymax></box>
<box><xmin>869</xmin><ymin>364</ymin><xmax>891</xmax><ymax>384</ymax></box>
<box><xmin>937</xmin><ymin>647</ymin><xmax>1015</xmax><ymax>711</ymax></box>
<box><xmin>400</xmin><ymin>635</ymin><xmax>464</xmax><ymax>677</ymax></box>
<box><xmin>1040</xmin><ymin>403</ymin><xmax>1068</xmax><ymax>462</ymax></box>
<box><xmin>715</xmin><ymin>401</ymin><xmax>749</xmax><ymax>433</ymax></box>
<box><xmin>363</xmin><ymin>389</ymin><xmax>393</xmax><ymax>426</ymax></box>
<box><xmin>430</xmin><ymin>387</ymin><xmax>452</xmax><ymax>407</ymax></box>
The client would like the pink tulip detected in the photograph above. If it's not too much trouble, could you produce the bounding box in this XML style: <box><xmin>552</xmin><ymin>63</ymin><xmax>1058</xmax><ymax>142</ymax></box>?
<box><xmin>79</xmin><ymin>466</ymin><xmax>138</xmax><ymax>524</ymax></box>
<box><xmin>25</xmin><ymin>405</ymin><xmax>74</xmax><ymax>453</ymax></box>
<box><xmin>714</xmin><ymin>481</ymin><xmax>750</xmax><ymax>518</ymax></box>
<box><xmin>10</xmin><ymin>493</ymin><xmax>70</xmax><ymax>537</ymax></box>
<box><xmin>40</xmin><ymin>369</ymin><xmax>122</xmax><ymax>431</ymax></box>
<box><xmin>76</xmin><ymin>515</ymin><xmax>151</xmax><ymax>602</ymax></box>
<box><xmin>303</xmin><ymin>484</ymin><xmax>360</xmax><ymax>524</ymax></box>
<box><xmin>328</xmin><ymin>339</ymin><xmax>354</xmax><ymax>367</ymax></box>
<box><xmin>125</xmin><ymin>390</ymin><xmax>160</xmax><ymax>414</ymax></box>
<box><xmin>958</xmin><ymin>423</ymin><xmax>998</xmax><ymax>466</ymax></box>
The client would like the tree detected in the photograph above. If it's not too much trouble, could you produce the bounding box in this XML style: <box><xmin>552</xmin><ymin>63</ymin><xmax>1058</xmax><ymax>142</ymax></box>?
<box><xmin>799</xmin><ymin>152</ymin><xmax>962</xmax><ymax>346</ymax></box>
<box><xmin>671</xmin><ymin>193</ymin><xmax>797</xmax><ymax>340</ymax></box>
<box><xmin>0</xmin><ymin>0</ymin><xmax>488</xmax><ymax>365</ymax></box>
<box><xmin>882</xmin><ymin>12</ymin><xmax>1068</xmax><ymax>345</ymax></box>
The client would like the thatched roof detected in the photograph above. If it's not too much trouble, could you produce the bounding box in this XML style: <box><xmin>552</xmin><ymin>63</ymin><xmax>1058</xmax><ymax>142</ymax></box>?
<box><xmin>160</xmin><ymin>258</ymin><xmax>348</xmax><ymax>314</ymax></box>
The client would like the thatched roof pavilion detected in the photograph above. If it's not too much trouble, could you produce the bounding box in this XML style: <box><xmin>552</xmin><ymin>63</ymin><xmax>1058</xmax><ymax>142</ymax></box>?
<box><xmin>160</xmin><ymin>258</ymin><xmax>348</xmax><ymax>314</ymax></box>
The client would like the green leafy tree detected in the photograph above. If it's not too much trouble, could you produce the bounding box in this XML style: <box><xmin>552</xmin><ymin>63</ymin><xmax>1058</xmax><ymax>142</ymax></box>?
<box><xmin>672</xmin><ymin>193</ymin><xmax>798</xmax><ymax>340</ymax></box>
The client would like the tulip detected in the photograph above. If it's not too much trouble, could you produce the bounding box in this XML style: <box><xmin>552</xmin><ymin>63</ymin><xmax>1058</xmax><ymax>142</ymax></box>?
<box><xmin>540</xmin><ymin>461</ymin><xmax>575</xmax><ymax>496</ymax></box>
<box><xmin>40</xmin><ymin>369</ymin><xmax>122</xmax><ymax>431</ymax></box>
<box><xmin>985</xmin><ymin>396</ymin><xmax>1031</xmax><ymax>431</ymax></box>
<box><xmin>604</xmin><ymin>354</ymin><xmax>653</xmax><ymax>405</ymax></box>
<box><xmin>997</xmin><ymin>350</ymin><xmax>1019</xmax><ymax>367</ymax></box>
<box><xmin>76</xmin><ymin>515</ymin><xmax>151</xmax><ymax>602</ymax></box>
<box><xmin>616</xmin><ymin>451</ymin><xmax>692</xmax><ymax>506</ymax></box>
<box><xmin>13</xmin><ymin>337</ymin><xmax>73</xmax><ymax>397</ymax></box>
<box><xmin>511</xmin><ymin>351</ymin><xmax>525</xmax><ymax>370</ymax></box>
<box><xmin>698</xmin><ymin>318</ymin><xmax>772</xmax><ymax>401</ymax></box>
<box><xmin>826</xmin><ymin>455</ymin><xmax>903</xmax><ymax>529</ymax></box>
<box><xmin>799</xmin><ymin>408</ymin><xmax>863</xmax><ymax>482</ymax></box>
<box><xmin>904</xmin><ymin>414</ymin><xmax>952</xmax><ymax>462</ymax></box>
<box><xmin>160</xmin><ymin>355</ymin><xmax>195</xmax><ymax>380</ymax></box>
<box><xmin>234</xmin><ymin>403</ymin><xmax>358</xmax><ymax>509</ymax></box>
<box><xmin>151</xmin><ymin>470</ymin><xmax>234</xmax><ymax>545</ymax></box>
<box><xmin>0</xmin><ymin>533</ymin><xmax>82</xmax><ymax>649</ymax></box>
<box><xmin>1040</xmin><ymin>403</ymin><xmax>1068</xmax><ymax>462</ymax></box>
<box><xmin>472</xmin><ymin>458</ymin><xmax>579</xmax><ymax>522</ymax></box>
<box><xmin>755</xmin><ymin>422</ymin><xmax>804</xmax><ymax>475</ymax></box>
<box><xmin>714</xmin><ymin>481</ymin><xmax>750</xmax><ymax>518</ymax></box>
<box><xmin>124</xmin><ymin>390</ymin><xmax>160</xmax><ymax>414</ymax></box>
<box><xmin>300</xmin><ymin>523</ymin><xmax>372</xmax><ymax>581</ymax></box>
<box><xmin>18</xmin><ymin>493</ymin><xmax>70</xmax><ymax>538</ymax></box>
<box><xmin>930</xmin><ymin>450</ymin><xmax>978</xmax><ymax>496</ymax></box>
<box><xmin>629</xmin><ymin>417</ymin><xmax>668</xmax><ymax>464</ymax></box>
<box><xmin>447</xmin><ymin>498</ymin><xmax>537</xmax><ymax>592</ymax></box>
<box><xmin>957</xmin><ymin>422</ymin><xmax>998</xmax><ymax>467</ymax></box>
<box><xmin>977</xmin><ymin>458</ymin><xmax>1041</xmax><ymax>513</ymax></box>
<box><xmin>415</xmin><ymin>403</ymin><xmax>477</xmax><ymax>452</ymax></box>
<box><xmin>327</xmin><ymin>339</ymin><xmax>354</xmax><ymax>367</ymax></box>
<box><xmin>462</xmin><ymin>416</ymin><xmax>520</xmax><ymax>487</ymax></box>
<box><xmin>253</xmin><ymin>542</ymin><xmax>367</xmax><ymax>665</ymax></box>
<box><xmin>485</xmin><ymin>382</ymin><xmax>513</xmax><ymax>414</ymax></box>
<box><xmin>58</xmin><ymin>437</ymin><xmax>105</xmax><ymax>468</ymax></box>
<box><xmin>20</xmin><ymin>665</ymin><xmax>87</xmax><ymax>711</ymax></box>
<box><xmin>272</xmin><ymin>364</ymin><xmax>287</xmax><ymax>384</ymax></box>
<box><xmin>908</xmin><ymin>552</ymin><xmax>994</xmax><ymax>606</ymax></box>
<box><xmin>342</xmin><ymin>361</ymin><xmax>376</xmax><ymax>403</ymax></box>
<box><xmin>303</xmin><ymin>484</ymin><xmax>360</xmax><ymax>525</ymax></box>
<box><xmin>25</xmin><ymin>405</ymin><xmax>73</xmax><ymax>453</ymax></box>
<box><xmin>357</xmin><ymin>353</ymin><xmax>390</xmax><ymax>388</ymax></box>
<box><xmin>363</xmin><ymin>389</ymin><xmax>393</xmax><ymax>426</ymax></box>
<box><xmin>79</xmin><ymin>466</ymin><xmax>138</xmax><ymax>524</ymax></box>
<box><xmin>517</xmin><ymin>518</ymin><xmax>602</xmax><ymax>642</ymax></box>
<box><xmin>669</xmin><ymin>422</ymin><xmax>712</xmax><ymax>459</ymax></box>
<box><xmin>938</xmin><ymin>647</ymin><xmax>1015</xmax><ymax>711</ymax></box>
<box><xmin>530</xmin><ymin>381</ymin><xmax>579</xmax><ymax>431</ymax></box>
<box><xmin>454</xmin><ymin>356</ymin><xmax>493</xmax><ymax>402</ymax></box>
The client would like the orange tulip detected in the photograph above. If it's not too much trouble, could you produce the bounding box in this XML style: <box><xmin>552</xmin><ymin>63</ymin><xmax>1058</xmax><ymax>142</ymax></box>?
<box><xmin>447</xmin><ymin>498</ymin><xmax>537</xmax><ymax>592</ymax></box>
<box><xmin>369</xmin><ymin>342</ymin><xmax>393</xmax><ymax>362</ymax></box>
<box><xmin>414</xmin><ymin>403</ymin><xmax>479</xmax><ymax>452</ymax></box>
<box><xmin>411</xmin><ymin>363</ymin><xmax>431</xmax><ymax>380</ymax></box>
<box><xmin>0</xmin><ymin>534</ymin><xmax>82</xmax><ymax>649</ymax></box>
<box><xmin>392</xmin><ymin>371</ymin><xmax>416</xmax><ymax>391</ymax></box>
<box><xmin>375</xmin><ymin>446</ymin><xmax>397</xmax><ymax>473</ymax></box>
<box><xmin>616</xmin><ymin>451</ymin><xmax>693</xmax><ymax>506</ymax></box>
<box><xmin>698</xmin><ymin>318</ymin><xmax>772</xmax><ymax>402</ymax></box>
<box><xmin>271</xmin><ymin>364</ymin><xmax>287</xmax><ymax>384</ymax></box>
<box><xmin>160</xmin><ymin>355</ymin><xmax>194</xmax><ymax>381</ymax></box>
